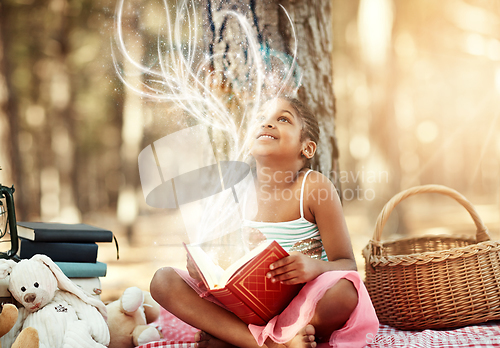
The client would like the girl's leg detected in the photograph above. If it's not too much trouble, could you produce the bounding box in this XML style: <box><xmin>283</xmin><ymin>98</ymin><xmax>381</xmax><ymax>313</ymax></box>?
<box><xmin>150</xmin><ymin>267</ymin><xmax>354</xmax><ymax>348</ymax></box>
<box><xmin>309</xmin><ymin>278</ymin><xmax>359</xmax><ymax>343</ymax></box>
<box><xmin>150</xmin><ymin>267</ymin><xmax>262</xmax><ymax>348</ymax></box>
<box><xmin>193</xmin><ymin>276</ymin><xmax>356</xmax><ymax>348</ymax></box>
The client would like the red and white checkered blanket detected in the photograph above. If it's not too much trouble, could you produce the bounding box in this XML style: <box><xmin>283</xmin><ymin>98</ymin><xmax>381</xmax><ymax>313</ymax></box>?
<box><xmin>136</xmin><ymin>307</ymin><xmax>500</xmax><ymax>348</ymax></box>
<box><xmin>367</xmin><ymin>322</ymin><xmax>500</xmax><ymax>347</ymax></box>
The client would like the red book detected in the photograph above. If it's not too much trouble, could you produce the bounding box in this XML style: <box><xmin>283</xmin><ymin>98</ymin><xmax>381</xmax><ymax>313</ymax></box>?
<box><xmin>184</xmin><ymin>240</ymin><xmax>303</xmax><ymax>325</ymax></box>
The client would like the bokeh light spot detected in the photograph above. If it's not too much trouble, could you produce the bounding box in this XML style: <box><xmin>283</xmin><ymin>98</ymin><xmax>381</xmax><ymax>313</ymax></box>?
<box><xmin>416</xmin><ymin>120</ymin><xmax>439</xmax><ymax>144</ymax></box>
<box><xmin>349</xmin><ymin>135</ymin><xmax>371</xmax><ymax>159</ymax></box>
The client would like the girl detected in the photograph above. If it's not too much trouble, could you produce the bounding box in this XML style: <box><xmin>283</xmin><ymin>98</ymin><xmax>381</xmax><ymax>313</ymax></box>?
<box><xmin>150</xmin><ymin>97</ymin><xmax>379</xmax><ymax>348</ymax></box>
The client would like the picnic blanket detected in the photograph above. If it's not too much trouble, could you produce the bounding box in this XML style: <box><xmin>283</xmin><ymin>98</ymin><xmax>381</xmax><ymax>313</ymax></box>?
<box><xmin>136</xmin><ymin>307</ymin><xmax>500</xmax><ymax>348</ymax></box>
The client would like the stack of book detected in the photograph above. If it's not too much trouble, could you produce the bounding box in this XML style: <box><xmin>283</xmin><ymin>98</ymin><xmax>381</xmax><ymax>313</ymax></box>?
<box><xmin>16</xmin><ymin>222</ymin><xmax>114</xmax><ymax>298</ymax></box>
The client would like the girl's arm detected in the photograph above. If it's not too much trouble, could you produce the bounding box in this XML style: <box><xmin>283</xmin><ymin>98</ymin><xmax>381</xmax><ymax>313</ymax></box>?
<box><xmin>267</xmin><ymin>171</ymin><xmax>357</xmax><ymax>285</ymax></box>
<box><xmin>311</xmin><ymin>171</ymin><xmax>357</xmax><ymax>271</ymax></box>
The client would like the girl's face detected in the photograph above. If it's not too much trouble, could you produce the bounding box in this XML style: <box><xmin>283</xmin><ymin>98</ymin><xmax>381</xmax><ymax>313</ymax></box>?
<box><xmin>249</xmin><ymin>98</ymin><xmax>305</xmax><ymax>161</ymax></box>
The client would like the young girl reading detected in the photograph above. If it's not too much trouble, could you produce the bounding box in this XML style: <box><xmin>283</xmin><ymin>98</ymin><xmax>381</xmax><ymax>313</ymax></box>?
<box><xmin>150</xmin><ymin>97</ymin><xmax>379</xmax><ymax>348</ymax></box>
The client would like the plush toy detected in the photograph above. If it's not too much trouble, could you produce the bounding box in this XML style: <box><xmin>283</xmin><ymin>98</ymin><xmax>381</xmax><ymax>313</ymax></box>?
<box><xmin>0</xmin><ymin>303</ymin><xmax>39</xmax><ymax>348</ymax></box>
<box><xmin>106</xmin><ymin>286</ymin><xmax>162</xmax><ymax>348</ymax></box>
<box><xmin>0</xmin><ymin>255</ymin><xmax>110</xmax><ymax>348</ymax></box>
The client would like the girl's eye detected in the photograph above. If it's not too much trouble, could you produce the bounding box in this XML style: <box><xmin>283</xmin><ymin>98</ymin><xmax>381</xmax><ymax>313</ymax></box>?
<box><xmin>278</xmin><ymin>116</ymin><xmax>290</xmax><ymax>123</ymax></box>
<box><xmin>34</xmin><ymin>282</ymin><xmax>39</xmax><ymax>288</ymax></box>
<box><xmin>21</xmin><ymin>287</ymin><xmax>26</xmax><ymax>292</ymax></box>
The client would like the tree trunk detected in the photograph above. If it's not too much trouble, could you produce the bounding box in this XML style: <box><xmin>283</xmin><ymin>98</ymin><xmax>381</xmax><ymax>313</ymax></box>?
<box><xmin>280</xmin><ymin>0</ymin><xmax>339</xmax><ymax>187</ymax></box>
<box><xmin>202</xmin><ymin>0</ymin><xmax>340</xmax><ymax>193</ymax></box>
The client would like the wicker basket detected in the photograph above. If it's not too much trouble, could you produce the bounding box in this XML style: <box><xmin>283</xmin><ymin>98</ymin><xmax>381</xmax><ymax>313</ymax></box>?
<box><xmin>363</xmin><ymin>185</ymin><xmax>500</xmax><ymax>330</ymax></box>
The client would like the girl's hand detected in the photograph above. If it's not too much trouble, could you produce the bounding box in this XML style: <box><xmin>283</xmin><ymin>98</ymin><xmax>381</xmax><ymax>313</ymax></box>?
<box><xmin>186</xmin><ymin>254</ymin><xmax>202</xmax><ymax>282</ymax></box>
<box><xmin>266</xmin><ymin>252</ymin><xmax>323</xmax><ymax>285</ymax></box>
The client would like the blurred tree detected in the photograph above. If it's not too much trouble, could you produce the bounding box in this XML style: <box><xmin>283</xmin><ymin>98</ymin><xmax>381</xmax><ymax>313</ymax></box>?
<box><xmin>116</xmin><ymin>0</ymin><xmax>144</xmax><ymax>242</ymax></box>
<box><xmin>0</xmin><ymin>0</ymin><xmax>43</xmax><ymax>220</ymax></box>
<box><xmin>0</xmin><ymin>0</ymin><xmax>122</xmax><ymax>221</ymax></box>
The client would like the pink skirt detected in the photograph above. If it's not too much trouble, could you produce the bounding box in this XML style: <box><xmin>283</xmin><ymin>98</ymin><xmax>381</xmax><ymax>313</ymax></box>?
<box><xmin>175</xmin><ymin>269</ymin><xmax>379</xmax><ymax>348</ymax></box>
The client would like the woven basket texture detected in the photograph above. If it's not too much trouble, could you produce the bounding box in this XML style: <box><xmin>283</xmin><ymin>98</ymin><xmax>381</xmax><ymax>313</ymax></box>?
<box><xmin>363</xmin><ymin>185</ymin><xmax>500</xmax><ymax>330</ymax></box>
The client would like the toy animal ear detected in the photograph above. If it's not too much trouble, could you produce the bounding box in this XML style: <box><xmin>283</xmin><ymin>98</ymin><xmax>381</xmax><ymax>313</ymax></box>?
<box><xmin>0</xmin><ymin>259</ymin><xmax>17</xmax><ymax>279</ymax></box>
<box><xmin>31</xmin><ymin>254</ymin><xmax>108</xmax><ymax>320</ymax></box>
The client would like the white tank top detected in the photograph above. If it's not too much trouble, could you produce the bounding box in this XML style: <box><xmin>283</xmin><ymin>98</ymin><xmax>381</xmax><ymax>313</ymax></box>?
<box><xmin>242</xmin><ymin>170</ymin><xmax>328</xmax><ymax>261</ymax></box>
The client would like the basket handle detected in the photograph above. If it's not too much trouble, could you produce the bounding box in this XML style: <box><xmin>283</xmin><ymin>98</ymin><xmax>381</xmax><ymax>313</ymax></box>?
<box><xmin>372</xmin><ymin>185</ymin><xmax>490</xmax><ymax>247</ymax></box>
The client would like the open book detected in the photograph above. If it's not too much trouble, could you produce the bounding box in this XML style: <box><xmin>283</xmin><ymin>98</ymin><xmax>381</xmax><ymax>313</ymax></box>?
<box><xmin>184</xmin><ymin>240</ymin><xmax>303</xmax><ymax>325</ymax></box>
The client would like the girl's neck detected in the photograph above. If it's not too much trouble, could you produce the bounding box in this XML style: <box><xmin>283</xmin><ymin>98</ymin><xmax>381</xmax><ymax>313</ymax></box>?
<box><xmin>255</xmin><ymin>161</ymin><xmax>307</xmax><ymax>189</ymax></box>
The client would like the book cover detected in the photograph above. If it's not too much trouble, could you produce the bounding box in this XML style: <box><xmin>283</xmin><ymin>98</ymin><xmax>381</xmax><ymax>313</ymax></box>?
<box><xmin>18</xmin><ymin>238</ymin><xmax>98</xmax><ymax>263</ymax></box>
<box><xmin>17</xmin><ymin>222</ymin><xmax>113</xmax><ymax>243</ymax></box>
<box><xmin>185</xmin><ymin>240</ymin><xmax>303</xmax><ymax>325</ymax></box>
<box><xmin>55</xmin><ymin>261</ymin><xmax>107</xmax><ymax>278</ymax></box>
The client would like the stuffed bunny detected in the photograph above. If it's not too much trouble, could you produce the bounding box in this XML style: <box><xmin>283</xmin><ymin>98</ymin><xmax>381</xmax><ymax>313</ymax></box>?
<box><xmin>0</xmin><ymin>255</ymin><xmax>110</xmax><ymax>348</ymax></box>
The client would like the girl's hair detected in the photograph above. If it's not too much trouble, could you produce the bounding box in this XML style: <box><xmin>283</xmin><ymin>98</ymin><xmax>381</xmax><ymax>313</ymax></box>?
<box><xmin>280</xmin><ymin>96</ymin><xmax>320</xmax><ymax>167</ymax></box>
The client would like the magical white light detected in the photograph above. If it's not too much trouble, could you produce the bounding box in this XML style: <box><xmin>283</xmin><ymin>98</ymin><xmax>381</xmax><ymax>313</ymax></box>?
<box><xmin>114</xmin><ymin>0</ymin><xmax>301</xmax><ymax>246</ymax></box>
<box><xmin>113</xmin><ymin>0</ymin><xmax>300</xmax><ymax>161</ymax></box>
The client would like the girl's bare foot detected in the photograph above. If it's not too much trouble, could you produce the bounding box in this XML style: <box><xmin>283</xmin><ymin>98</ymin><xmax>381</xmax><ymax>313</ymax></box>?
<box><xmin>194</xmin><ymin>331</ymin><xmax>235</xmax><ymax>348</ymax></box>
<box><xmin>285</xmin><ymin>325</ymin><xmax>317</xmax><ymax>348</ymax></box>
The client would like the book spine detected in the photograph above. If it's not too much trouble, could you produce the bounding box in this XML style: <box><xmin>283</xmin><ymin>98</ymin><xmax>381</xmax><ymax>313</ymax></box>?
<box><xmin>55</xmin><ymin>262</ymin><xmax>107</xmax><ymax>278</ymax></box>
<box><xmin>209</xmin><ymin>287</ymin><xmax>266</xmax><ymax>326</ymax></box>
<box><xmin>32</xmin><ymin>230</ymin><xmax>112</xmax><ymax>243</ymax></box>
<box><xmin>19</xmin><ymin>239</ymin><xmax>98</xmax><ymax>263</ymax></box>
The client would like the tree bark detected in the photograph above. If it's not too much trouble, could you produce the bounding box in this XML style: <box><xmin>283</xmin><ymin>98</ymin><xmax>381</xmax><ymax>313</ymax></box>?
<box><xmin>279</xmin><ymin>0</ymin><xmax>339</xmax><ymax>186</ymax></box>
<box><xmin>202</xmin><ymin>0</ymin><xmax>340</xmax><ymax>193</ymax></box>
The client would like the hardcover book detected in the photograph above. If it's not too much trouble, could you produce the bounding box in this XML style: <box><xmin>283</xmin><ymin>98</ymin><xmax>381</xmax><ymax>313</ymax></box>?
<box><xmin>184</xmin><ymin>239</ymin><xmax>303</xmax><ymax>325</ymax></box>
<box><xmin>18</xmin><ymin>237</ymin><xmax>98</xmax><ymax>263</ymax></box>
<box><xmin>17</xmin><ymin>222</ymin><xmax>113</xmax><ymax>243</ymax></box>
<box><xmin>55</xmin><ymin>261</ymin><xmax>107</xmax><ymax>278</ymax></box>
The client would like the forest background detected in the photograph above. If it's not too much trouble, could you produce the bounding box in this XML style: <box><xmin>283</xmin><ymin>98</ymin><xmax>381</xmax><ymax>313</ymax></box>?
<box><xmin>1</xmin><ymin>0</ymin><xmax>499</xmax><ymax>301</ymax></box>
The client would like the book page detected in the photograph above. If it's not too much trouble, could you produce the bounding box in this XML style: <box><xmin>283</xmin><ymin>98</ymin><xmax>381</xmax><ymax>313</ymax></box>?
<box><xmin>185</xmin><ymin>244</ymin><xmax>225</xmax><ymax>289</ymax></box>
<box><xmin>197</xmin><ymin>229</ymin><xmax>250</xmax><ymax>270</ymax></box>
<box><xmin>218</xmin><ymin>239</ymin><xmax>274</xmax><ymax>287</ymax></box>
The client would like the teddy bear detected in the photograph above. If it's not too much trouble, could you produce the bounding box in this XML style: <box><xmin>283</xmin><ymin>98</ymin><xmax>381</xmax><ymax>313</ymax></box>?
<box><xmin>0</xmin><ymin>254</ymin><xmax>110</xmax><ymax>348</ymax></box>
<box><xmin>106</xmin><ymin>286</ymin><xmax>162</xmax><ymax>348</ymax></box>
<box><xmin>0</xmin><ymin>303</ymin><xmax>39</xmax><ymax>348</ymax></box>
